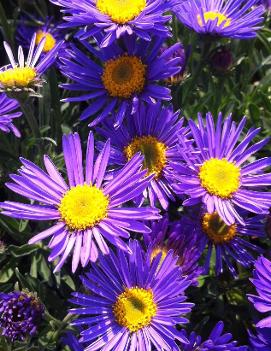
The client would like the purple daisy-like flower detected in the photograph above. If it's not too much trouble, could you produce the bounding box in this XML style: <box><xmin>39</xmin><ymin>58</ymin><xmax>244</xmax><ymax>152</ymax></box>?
<box><xmin>160</xmin><ymin>42</ymin><xmax>190</xmax><ymax>85</ymax></box>
<box><xmin>144</xmin><ymin>216</ymin><xmax>203</xmax><ymax>284</ymax></box>
<box><xmin>0</xmin><ymin>131</ymin><xmax>160</xmax><ymax>273</ymax></box>
<box><xmin>249</xmin><ymin>328</ymin><xmax>271</xmax><ymax>350</ymax></box>
<box><xmin>0</xmin><ymin>33</ymin><xmax>63</xmax><ymax>97</ymax></box>
<box><xmin>0</xmin><ymin>93</ymin><xmax>22</xmax><ymax>137</ymax></box>
<box><xmin>97</xmin><ymin>102</ymin><xmax>188</xmax><ymax>209</ymax></box>
<box><xmin>180</xmin><ymin>208</ymin><xmax>265</xmax><ymax>276</ymax></box>
<box><xmin>248</xmin><ymin>256</ymin><xmax>271</xmax><ymax>328</ymax></box>
<box><xmin>181</xmin><ymin>321</ymin><xmax>248</xmax><ymax>350</ymax></box>
<box><xmin>50</xmin><ymin>0</ymin><xmax>171</xmax><ymax>47</ymax></box>
<box><xmin>69</xmin><ymin>240</ymin><xmax>194</xmax><ymax>350</ymax></box>
<box><xmin>59</xmin><ymin>35</ymin><xmax>183</xmax><ymax>127</ymax></box>
<box><xmin>0</xmin><ymin>290</ymin><xmax>44</xmax><ymax>342</ymax></box>
<box><xmin>172</xmin><ymin>112</ymin><xmax>271</xmax><ymax>225</ymax></box>
<box><xmin>16</xmin><ymin>16</ymin><xmax>63</xmax><ymax>54</ymax></box>
<box><xmin>172</xmin><ymin>0</ymin><xmax>264</xmax><ymax>39</ymax></box>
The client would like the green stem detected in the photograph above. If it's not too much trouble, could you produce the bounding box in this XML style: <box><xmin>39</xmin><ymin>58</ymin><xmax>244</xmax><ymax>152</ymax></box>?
<box><xmin>19</xmin><ymin>99</ymin><xmax>40</xmax><ymax>139</ymax></box>
<box><xmin>181</xmin><ymin>37</ymin><xmax>213</xmax><ymax>105</ymax></box>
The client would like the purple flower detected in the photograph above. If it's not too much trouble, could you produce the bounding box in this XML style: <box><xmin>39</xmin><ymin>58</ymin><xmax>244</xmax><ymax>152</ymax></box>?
<box><xmin>181</xmin><ymin>321</ymin><xmax>248</xmax><ymax>350</ymax></box>
<box><xmin>16</xmin><ymin>16</ymin><xmax>64</xmax><ymax>54</ymax></box>
<box><xmin>172</xmin><ymin>0</ymin><xmax>264</xmax><ymax>39</ymax></box>
<box><xmin>160</xmin><ymin>42</ymin><xmax>190</xmax><ymax>85</ymax></box>
<box><xmin>0</xmin><ymin>290</ymin><xmax>44</xmax><ymax>342</ymax></box>
<box><xmin>96</xmin><ymin>102</ymin><xmax>189</xmax><ymax>209</ymax></box>
<box><xmin>0</xmin><ymin>132</ymin><xmax>160</xmax><ymax>272</ymax></box>
<box><xmin>248</xmin><ymin>256</ymin><xmax>271</xmax><ymax>328</ymax></box>
<box><xmin>144</xmin><ymin>216</ymin><xmax>203</xmax><ymax>284</ymax></box>
<box><xmin>249</xmin><ymin>328</ymin><xmax>271</xmax><ymax>350</ymax></box>
<box><xmin>172</xmin><ymin>112</ymin><xmax>271</xmax><ymax>225</ymax></box>
<box><xmin>50</xmin><ymin>0</ymin><xmax>171</xmax><ymax>47</ymax></box>
<box><xmin>180</xmin><ymin>208</ymin><xmax>265</xmax><ymax>276</ymax></box>
<box><xmin>69</xmin><ymin>240</ymin><xmax>194</xmax><ymax>350</ymax></box>
<box><xmin>59</xmin><ymin>35</ymin><xmax>183</xmax><ymax>127</ymax></box>
<box><xmin>0</xmin><ymin>33</ymin><xmax>63</xmax><ymax>97</ymax></box>
<box><xmin>0</xmin><ymin>93</ymin><xmax>22</xmax><ymax>137</ymax></box>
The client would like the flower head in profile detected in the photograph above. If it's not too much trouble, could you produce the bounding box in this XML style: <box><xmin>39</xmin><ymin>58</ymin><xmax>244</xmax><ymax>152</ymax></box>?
<box><xmin>0</xmin><ymin>33</ymin><xmax>63</xmax><ymax>98</ymax></box>
<box><xmin>0</xmin><ymin>290</ymin><xmax>44</xmax><ymax>342</ymax></box>
<box><xmin>16</xmin><ymin>16</ymin><xmax>63</xmax><ymax>54</ymax></box>
<box><xmin>248</xmin><ymin>256</ymin><xmax>271</xmax><ymax>328</ymax></box>
<box><xmin>0</xmin><ymin>93</ymin><xmax>22</xmax><ymax>137</ymax></box>
<box><xmin>181</xmin><ymin>321</ymin><xmax>248</xmax><ymax>350</ymax></box>
<box><xmin>180</xmin><ymin>208</ymin><xmax>265</xmax><ymax>276</ymax></box>
<box><xmin>249</xmin><ymin>328</ymin><xmax>271</xmax><ymax>350</ymax></box>
<box><xmin>160</xmin><ymin>42</ymin><xmax>190</xmax><ymax>85</ymax></box>
<box><xmin>172</xmin><ymin>0</ymin><xmax>264</xmax><ymax>39</ymax></box>
<box><xmin>50</xmin><ymin>0</ymin><xmax>171</xmax><ymax>47</ymax></box>
<box><xmin>97</xmin><ymin>102</ymin><xmax>189</xmax><ymax>208</ymax></box>
<box><xmin>0</xmin><ymin>132</ymin><xmax>160</xmax><ymax>272</ymax></box>
<box><xmin>59</xmin><ymin>36</ymin><xmax>183</xmax><ymax>127</ymax></box>
<box><xmin>172</xmin><ymin>112</ymin><xmax>271</xmax><ymax>225</ymax></box>
<box><xmin>70</xmin><ymin>240</ymin><xmax>193</xmax><ymax>351</ymax></box>
<box><xmin>144</xmin><ymin>216</ymin><xmax>203</xmax><ymax>284</ymax></box>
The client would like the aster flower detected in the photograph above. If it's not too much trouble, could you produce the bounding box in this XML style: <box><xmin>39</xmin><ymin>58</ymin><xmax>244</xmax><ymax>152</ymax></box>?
<box><xmin>160</xmin><ymin>42</ymin><xmax>190</xmax><ymax>85</ymax></box>
<box><xmin>97</xmin><ymin>102</ymin><xmax>188</xmax><ymax>208</ymax></box>
<box><xmin>0</xmin><ymin>93</ymin><xmax>22</xmax><ymax>137</ymax></box>
<box><xmin>172</xmin><ymin>112</ymin><xmax>271</xmax><ymax>225</ymax></box>
<box><xmin>181</xmin><ymin>321</ymin><xmax>248</xmax><ymax>350</ymax></box>
<box><xmin>50</xmin><ymin>0</ymin><xmax>171</xmax><ymax>47</ymax></box>
<box><xmin>59</xmin><ymin>36</ymin><xmax>183</xmax><ymax>127</ymax></box>
<box><xmin>0</xmin><ymin>132</ymin><xmax>160</xmax><ymax>272</ymax></box>
<box><xmin>69</xmin><ymin>240</ymin><xmax>194</xmax><ymax>350</ymax></box>
<box><xmin>0</xmin><ymin>290</ymin><xmax>44</xmax><ymax>342</ymax></box>
<box><xmin>180</xmin><ymin>208</ymin><xmax>265</xmax><ymax>276</ymax></box>
<box><xmin>248</xmin><ymin>256</ymin><xmax>271</xmax><ymax>328</ymax></box>
<box><xmin>249</xmin><ymin>328</ymin><xmax>271</xmax><ymax>350</ymax></box>
<box><xmin>172</xmin><ymin>0</ymin><xmax>264</xmax><ymax>39</ymax></box>
<box><xmin>0</xmin><ymin>33</ymin><xmax>63</xmax><ymax>97</ymax></box>
<box><xmin>16</xmin><ymin>16</ymin><xmax>63</xmax><ymax>54</ymax></box>
<box><xmin>144</xmin><ymin>216</ymin><xmax>203</xmax><ymax>284</ymax></box>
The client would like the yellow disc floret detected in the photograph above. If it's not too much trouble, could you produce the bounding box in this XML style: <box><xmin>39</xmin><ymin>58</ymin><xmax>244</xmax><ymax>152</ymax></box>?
<box><xmin>59</xmin><ymin>184</ymin><xmax>109</xmax><ymax>230</ymax></box>
<box><xmin>124</xmin><ymin>135</ymin><xmax>167</xmax><ymax>178</ymax></box>
<box><xmin>202</xmin><ymin>212</ymin><xmax>237</xmax><ymax>244</ymax></box>
<box><xmin>197</xmin><ymin>11</ymin><xmax>231</xmax><ymax>28</ymax></box>
<box><xmin>35</xmin><ymin>30</ymin><xmax>56</xmax><ymax>52</ymax></box>
<box><xmin>0</xmin><ymin>67</ymin><xmax>36</xmax><ymax>88</ymax></box>
<box><xmin>96</xmin><ymin>0</ymin><xmax>146</xmax><ymax>24</ymax></box>
<box><xmin>113</xmin><ymin>287</ymin><xmax>157</xmax><ymax>332</ymax></box>
<box><xmin>102</xmin><ymin>55</ymin><xmax>146</xmax><ymax>99</ymax></box>
<box><xmin>199</xmin><ymin>158</ymin><xmax>240</xmax><ymax>198</ymax></box>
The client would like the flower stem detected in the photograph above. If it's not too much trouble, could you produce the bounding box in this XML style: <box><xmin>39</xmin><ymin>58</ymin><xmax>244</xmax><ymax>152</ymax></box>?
<box><xmin>19</xmin><ymin>99</ymin><xmax>41</xmax><ymax>139</ymax></box>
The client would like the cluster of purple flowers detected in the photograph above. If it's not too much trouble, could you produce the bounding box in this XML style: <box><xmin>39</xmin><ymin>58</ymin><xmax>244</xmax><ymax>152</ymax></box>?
<box><xmin>0</xmin><ymin>0</ymin><xmax>270</xmax><ymax>350</ymax></box>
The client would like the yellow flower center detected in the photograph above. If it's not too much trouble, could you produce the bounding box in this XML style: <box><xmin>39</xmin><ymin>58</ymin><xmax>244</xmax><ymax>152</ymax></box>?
<box><xmin>199</xmin><ymin>158</ymin><xmax>240</xmax><ymax>199</ymax></box>
<box><xmin>0</xmin><ymin>67</ymin><xmax>36</xmax><ymax>88</ymax></box>
<box><xmin>35</xmin><ymin>30</ymin><xmax>56</xmax><ymax>52</ymax></box>
<box><xmin>113</xmin><ymin>287</ymin><xmax>157</xmax><ymax>332</ymax></box>
<box><xmin>102</xmin><ymin>55</ymin><xmax>146</xmax><ymax>99</ymax></box>
<box><xmin>96</xmin><ymin>0</ymin><xmax>146</xmax><ymax>24</ymax></box>
<box><xmin>59</xmin><ymin>184</ymin><xmax>109</xmax><ymax>230</ymax></box>
<box><xmin>124</xmin><ymin>135</ymin><xmax>167</xmax><ymax>178</ymax></box>
<box><xmin>197</xmin><ymin>11</ymin><xmax>231</xmax><ymax>28</ymax></box>
<box><xmin>202</xmin><ymin>212</ymin><xmax>237</xmax><ymax>244</ymax></box>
